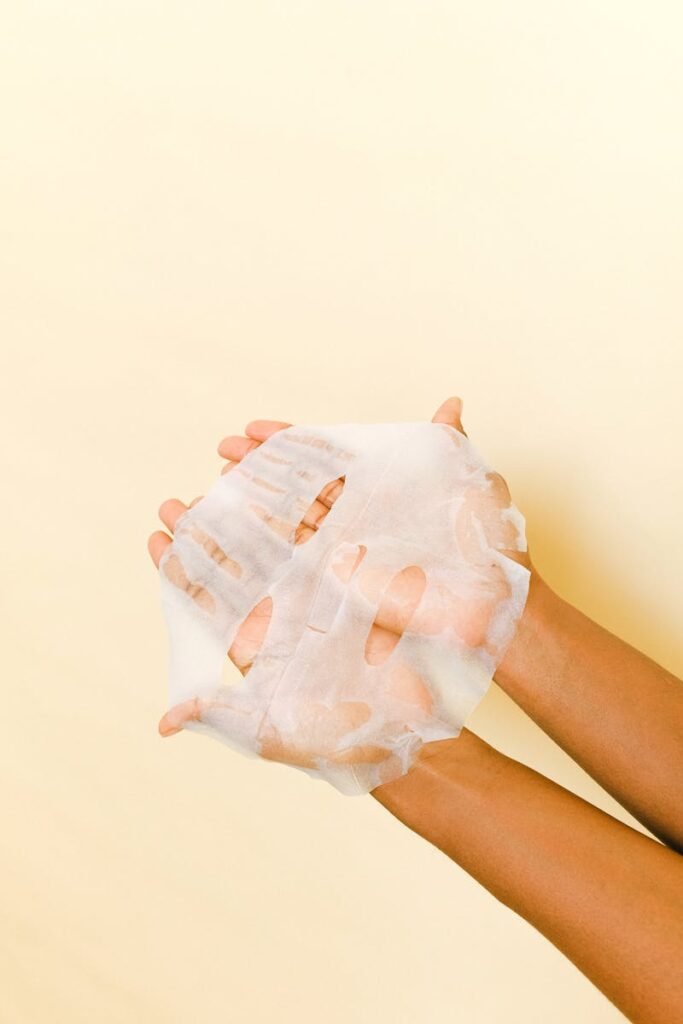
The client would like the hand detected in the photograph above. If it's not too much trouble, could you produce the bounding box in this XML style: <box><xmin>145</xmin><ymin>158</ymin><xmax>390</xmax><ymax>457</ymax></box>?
<box><xmin>148</xmin><ymin>396</ymin><xmax>531</xmax><ymax>791</ymax></box>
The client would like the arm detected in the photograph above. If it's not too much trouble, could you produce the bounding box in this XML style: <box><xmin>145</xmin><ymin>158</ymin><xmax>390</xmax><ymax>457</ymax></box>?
<box><xmin>496</xmin><ymin>573</ymin><xmax>683</xmax><ymax>851</ymax></box>
<box><xmin>430</xmin><ymin>393</ymin><xmax>683</xmax><ymax>851</ymax></box>
<box><xmin>372</xmin><ymin>730</ymin><xmax>683</xmax><ymax>1024</ymax></box>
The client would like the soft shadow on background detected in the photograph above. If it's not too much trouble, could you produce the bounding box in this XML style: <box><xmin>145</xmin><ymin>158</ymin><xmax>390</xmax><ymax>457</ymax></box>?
<box><xmin>2</xmin><ymin>3</ymin><xmax>682</xmax><ymax>1022</ymax></box>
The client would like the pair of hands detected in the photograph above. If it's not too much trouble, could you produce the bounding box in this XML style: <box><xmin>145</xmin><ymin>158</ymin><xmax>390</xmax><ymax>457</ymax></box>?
<box><xmin>148</xmin><ymin>396</ymin><xmax>532</xmax><ymax>779</ymax></box>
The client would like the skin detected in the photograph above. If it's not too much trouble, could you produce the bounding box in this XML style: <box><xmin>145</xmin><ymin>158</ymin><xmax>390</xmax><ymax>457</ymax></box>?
<box><xmin>148</xmin><ymin>396</ymin><xmax>683</xmax><ymax>1023</ymax></box>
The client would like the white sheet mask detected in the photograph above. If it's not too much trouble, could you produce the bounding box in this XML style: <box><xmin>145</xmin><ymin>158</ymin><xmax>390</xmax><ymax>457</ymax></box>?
<box><xmin>158</xmin><ymin>421</ymin><xmax>530</xmax><ymax>795</ymax></box>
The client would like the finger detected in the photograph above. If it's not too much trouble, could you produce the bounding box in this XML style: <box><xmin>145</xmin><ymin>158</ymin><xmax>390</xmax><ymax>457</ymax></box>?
<box><xmin>148</xmin><ymin>530</ymin><xmax>172</xmax><ymax>568</ymax></box>
<box><xmin>294</xmin><ymin>524</ymin><xmax>316</xmax><ymax>545</ymax></box>
<box><xmin>158</xmin><ymin>696</ymin><xmax>203</xmax><ymax>737</ymax></box>
<box><xmin>189</xmin><ymin>526</ymin><xmax>242</xmax><ymax>578</ymax></box>
<box><xmin>217</xmin><ymin>435</ymin><xmax>260</xmax><ymax>461</ymax></box>
<box><xmin>161</xmin><ymin>553</ymin><xmax>215</xmax><ymax>613</ymax></box>
<box><xmin>244</xmin><ymin>419</ymin><xmax>292</xmax><ymax>442</ymax></box>
<box><xmin>228</xmin><ymin>596</ymin><xmax>273</xmax><ymax>674</ymax></box>
<box><xmin>318</xmin><ymin>477</ymin><xmax>345</xmax><ymax>509</ymax></box>
<box><xmin>364</xmin><ymin>565</ymin><xmax>428</xmax><ymax>666</ymax></box>
<box><xmin>431</xmin><ymin>395</ymin><xmax>466</xmax><ymax>435</ymax></box>
<box><xmin>189</xmin><ymin>495</ymin><xmax>203</xmax><ymax>508</ymax></box>
<box><xmin>158</xmin><ymin>691</ymin><xmax>254</xmax><ymax>742</ymax></box>
<box><xmin>158</xmin><ymin>498</ymin><xmax>189</xmax><ymax>533</ymax></box>
<box><xmin>294</xmin><ymin>500</ymin><xmax>328</xmax><ymax>544</ymax></box>
<box><xmin>221</xmin><ymin>461</ymin><xmax>237</xmax><ymax>476</ymax></box>
<box><xmin>456</xmin><ymin>474</ymin><xmax>527</xmax><ymax>565</ymax></box>
<box><xmin>294</xmin><ymin>478</ymin><xmax>346</xmax><ymax>544</ymax></box>
<box><xmin>297</xmin><ymin>497</ymin><xmax>329</xmax><ymax>533</ymax></box>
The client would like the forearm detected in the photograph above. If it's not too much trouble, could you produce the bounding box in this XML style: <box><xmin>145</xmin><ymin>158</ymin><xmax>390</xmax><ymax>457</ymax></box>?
<box><xmin>372</xmin><ymin>731</ymin><xmax>683</xmax><ymax>1024</ymax></box>
<box><xmin>495</xmin><ymin>573</ymin><xmax>683</xmax><ymax>850</ymax></box>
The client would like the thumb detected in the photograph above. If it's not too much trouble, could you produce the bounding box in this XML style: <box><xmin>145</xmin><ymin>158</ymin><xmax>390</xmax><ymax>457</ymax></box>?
<box><xmin>158</xmin><ymin>689</ymin><xmax>257</xmax><ymax>751</ymax></box>
<box><xmin>431</xmin><ymin>395</ymin><xmax>467</xmax><ymax>436</ymax></box>
<box><xmin>158</xmin><ymin>696</ymin><xmax>204</xmax><ymax>737</ymax></box>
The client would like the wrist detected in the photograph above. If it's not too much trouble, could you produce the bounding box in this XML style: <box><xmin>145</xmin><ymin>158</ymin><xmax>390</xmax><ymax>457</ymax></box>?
<box><xmin>370</xmin><ymin>730</ymin><xmax>502</xmax><ymax>822</ymax></box>
<box><xmin>494</xmin><ymin>570</ymin><xmax>566</xmax><ymax>698</ymax></box>
<box><xmin>372</xmin><ymin>572</ymin><xmax>568</xmax><ymax>814</ymax></box>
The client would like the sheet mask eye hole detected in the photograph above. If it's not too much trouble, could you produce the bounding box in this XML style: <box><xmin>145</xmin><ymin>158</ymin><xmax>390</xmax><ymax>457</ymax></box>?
<box><xmin>364</xmin><ymin>565</ymin><xmax>427</xmax><ymax>667</ymax></box>
<box><xmin>294</xmin><ymin>476</ymin><xmax>346</xmax><ymax>545</ymax></box>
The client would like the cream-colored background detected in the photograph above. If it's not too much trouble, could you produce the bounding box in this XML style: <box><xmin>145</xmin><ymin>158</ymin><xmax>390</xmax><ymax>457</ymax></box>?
<box><xmin>2</xmin><ymin>2</ymin><xmax>682</xmax><ymax>1022</ymax></box>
